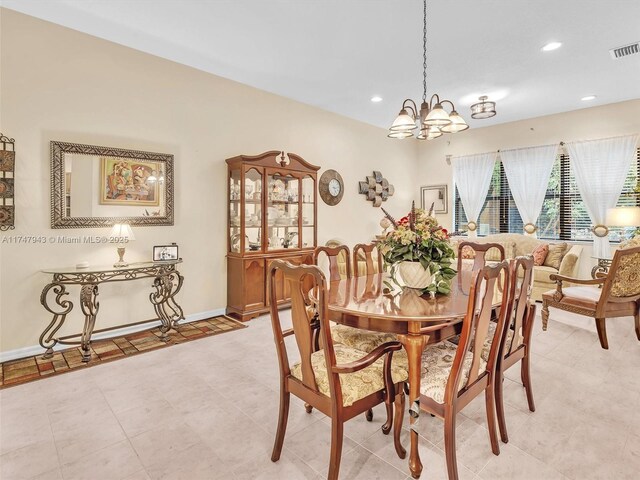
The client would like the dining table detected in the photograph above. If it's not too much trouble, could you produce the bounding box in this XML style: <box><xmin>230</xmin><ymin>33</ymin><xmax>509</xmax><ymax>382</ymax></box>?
<box><xmin>325</xmin><ymin>270</ymin><xmax>505</xmax><ymax>479</ymax></box>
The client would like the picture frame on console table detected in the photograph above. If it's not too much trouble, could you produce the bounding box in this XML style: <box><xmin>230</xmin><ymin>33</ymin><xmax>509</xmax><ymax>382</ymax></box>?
<box><xmin>153</xmin><ymin>243</ymin><xmax>179</xmax><ymax>261</ymax></box>
<box><xmin>420</xmin><ymin>184</ymin><xmax>448</xmax><ymax>214</ymax></box>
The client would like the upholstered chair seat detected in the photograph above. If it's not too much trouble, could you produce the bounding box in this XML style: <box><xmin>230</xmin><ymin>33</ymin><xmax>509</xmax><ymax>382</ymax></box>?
<box><xmin>290</xmin><ymin>343</ymin><xmax>408</xmax><ymax>407</ymax></box>
<box><xmin>419</xmin><ymin>342</ymin><xmax>487</xmax><ymax>404</ymax></box>
<box><xmin>480</xmin><ymin>322</ymin><xmax>515</xmax><ymax>362</ymax></box>
<box><xmin>331</xmin><ymin>324</ymin><xmax>399</xmax><ymax>353</ymax></box>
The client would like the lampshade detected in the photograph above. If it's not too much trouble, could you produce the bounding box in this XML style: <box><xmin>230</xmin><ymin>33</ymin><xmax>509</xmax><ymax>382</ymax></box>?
<box><xmin>387</xmin><ymin>130</ymin><xmax>414</xmax><ymax>139</ymax></box>
<box><xmin>389</xmin><ymin>109</ymin><xmax>417</xmax><ymax>132</ymax></box>
<box><xmin>426</xmin><ymin>125</ymin><xmax>443</xmax><ymax>140</ymax></box>
<box><xmin>471</xmin><ymin>96</ymin><xmax>496</xmax><ymax>119</ymax></box>
<box><xmin>606</xmin><ymin>207</ymin><xmax>640</xmax><ymax>226</ymax></box>
<box><xmin>439</xmin><ymin>110</ymin><xmax>469</xmax><ymax>133</ymax></box>
<box><xmin>416</xmin><ymin>127</ymin><xmax>427</xmax><ymax>140</ymax></box>
<box><xmin>109</xmin><ymin>223</ymin><xmax>135</xmax><ymax>241</ymax></box>
<box><xmin>424</xmin><ymin>103</ymin><xmax>452</xmax><ymax>126</ymax></box>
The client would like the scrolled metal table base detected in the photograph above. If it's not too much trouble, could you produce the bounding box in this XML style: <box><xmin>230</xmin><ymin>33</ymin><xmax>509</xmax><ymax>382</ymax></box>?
<box><xmin>39</xmin><ymin>262</ymin><xmax>184</xmax><ymax>362</ymax></box>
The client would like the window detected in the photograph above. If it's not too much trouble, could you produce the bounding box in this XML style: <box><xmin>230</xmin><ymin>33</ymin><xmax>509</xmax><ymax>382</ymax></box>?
<box><xmin>454</xmin><ymin>148</ymin><xmax>640</xmax><ymax>241</ymax></box>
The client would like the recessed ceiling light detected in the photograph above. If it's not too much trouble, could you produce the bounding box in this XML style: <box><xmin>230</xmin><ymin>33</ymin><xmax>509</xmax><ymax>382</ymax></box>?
<box><xmin>581</xmin><ymin>95</ymin><xmax>597</xmax><ymax>101</ymax></box>
<box><xmin>541</xmin><ymin>41</ymin><xmax>562</xmax><ymax>52</ymax></box>
<box><xmin>370</xmin><ymin>96</ymin><xmax>383</xmax><ymax>103</ymax></box>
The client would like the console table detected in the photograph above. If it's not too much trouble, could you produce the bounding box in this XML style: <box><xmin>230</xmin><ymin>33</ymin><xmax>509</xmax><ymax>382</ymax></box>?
<box><xmin>40</xmin><ymin>260</ymin><xmax>184</xmax><ymax>362</ymax></box>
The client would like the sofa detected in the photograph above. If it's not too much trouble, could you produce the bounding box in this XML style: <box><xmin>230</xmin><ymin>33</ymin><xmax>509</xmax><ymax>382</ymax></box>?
<box><xmin>450</xmin><ymin>233</ymin><xmax>583</xmax><ymax>301</ymax></box>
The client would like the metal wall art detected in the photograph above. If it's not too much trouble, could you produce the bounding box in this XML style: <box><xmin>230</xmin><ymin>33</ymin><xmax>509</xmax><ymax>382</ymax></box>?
<box><xmin>358</xmin><ymin>171</ymin><xmax>394</xmax><ymax>207</ymax></box>
<box><xmin>0</xmin><ymin>133</ymin><xmax>16</xmax><ymax>231</ymax></box>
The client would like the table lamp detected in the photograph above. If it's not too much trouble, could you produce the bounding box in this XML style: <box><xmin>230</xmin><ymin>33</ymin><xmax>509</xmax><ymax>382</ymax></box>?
<box><xmin>606</xmin><ymin>206</ymin><xmax>640</xmax><ymax>238</ymax></box>
<box><xmin>109</xmin><ymin>223</ymin><xmax>135</xmax><ymax>267</ymax></box>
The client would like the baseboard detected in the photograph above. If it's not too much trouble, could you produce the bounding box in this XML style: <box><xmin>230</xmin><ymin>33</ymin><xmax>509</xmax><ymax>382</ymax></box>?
<box><xmin>0</xmin><ymin>308</ymin><xmax>226</xmax><ymax>363</ymax></box>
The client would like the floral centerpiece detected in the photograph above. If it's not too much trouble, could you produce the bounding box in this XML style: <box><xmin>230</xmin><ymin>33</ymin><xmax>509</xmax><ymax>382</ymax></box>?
<box><xmin>378</xmin><ymin>202</ymin><xmax>456</xmax><ymax>294</ymax></box>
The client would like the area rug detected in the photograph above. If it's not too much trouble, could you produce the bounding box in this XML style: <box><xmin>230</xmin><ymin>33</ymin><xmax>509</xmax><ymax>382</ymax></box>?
<box><xmin>0</xmin><ymin>315</ymin><xmax>246</xmax><ymax>389</ymax></box>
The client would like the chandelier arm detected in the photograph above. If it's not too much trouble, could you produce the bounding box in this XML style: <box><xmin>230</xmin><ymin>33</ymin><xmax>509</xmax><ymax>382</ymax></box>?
<box><xmin>439</xmin><ymin>100</ymin><xmax>457</xmax><ymax>111</ymax></box>
<box><xmin>428</xmin><ymin>93</ymin><xmax>441</xmax><ymax>107</ymax></box>
<box><xmin>402</xmin><ymin>99</ymin><xmax>419</xmax><ymax>117</ymax></box>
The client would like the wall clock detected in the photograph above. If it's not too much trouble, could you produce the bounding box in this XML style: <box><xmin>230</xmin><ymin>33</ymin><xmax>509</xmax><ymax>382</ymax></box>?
<box><xmin>319</xmin><ymin>169</ymin><xmax>344</xmax><ymax>206</ymax></box>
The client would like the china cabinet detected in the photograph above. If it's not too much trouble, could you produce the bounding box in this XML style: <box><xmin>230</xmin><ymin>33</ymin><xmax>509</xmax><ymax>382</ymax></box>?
<box><xmin>226</xmin><ymin>151</ymin><xmax>319</xmax><ymax>320</ymax></box>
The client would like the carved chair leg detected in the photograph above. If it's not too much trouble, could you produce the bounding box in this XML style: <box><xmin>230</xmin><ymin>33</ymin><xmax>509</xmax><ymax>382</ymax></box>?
<box><xmin>381</xmin><ymin>402</ymin><xmax>393</xmax><ymax>435</ymax></box>
<box><xmin>328</xmin><ymin>416</ymin><xmax>344</xmax><ymax>480</ymax></box>
<box><xmin>634</xmin><ymin>312</ymin><xmax>640</xmax><ymax>341</ymax></box>
<box><xmin>485</xmin><ymin>380</ymin><xmax>501</xmax><ymax>456</ymax></box>
<box><xmin>495</xmin><ymin>372</ymin><xmax>508</xmax><ymax>444</ymax></box>
<box><xmin>393</xmin><ymin>386</ymin><xmax>406</xmax><ymax>459</ymax></box>
<box><xmin>443</xmin><ymin>407</ymin><xmax>459</xmax><ymax>480</ymax></box>
<box><xmin>522</xmin><ymin>353</ymin><xmax>536</xmax><ymax>412</ymax></box>
<box><xmin>271</xmin><ymin>387</ymin><xmax>290</xmax><ymax>462</ymax></box>
<box><xmin>365</xmin><ymin>408</ymin><xmax>373</xmax><ymax>422</ymax></box>
<box><xmin>595</xmin><ymin>318</ymin><xmax>609</xmax><ymax>350</ymax></box>
<box><xmin>541</xmin><ymin>302</ymin><xmax>549</xmax><ymax>331</ymax></box>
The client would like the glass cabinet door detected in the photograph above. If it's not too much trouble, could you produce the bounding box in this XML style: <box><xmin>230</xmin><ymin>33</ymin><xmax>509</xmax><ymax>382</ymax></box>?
<box><xmin>229</xmin><ymin>168</ymin><xmax>242</xmax><ymax>253</ymax></box>
<box><xmin>244</xmin><ymin>167</ymin><xmax>263</xmax><ymax>252</ymax></box>
<box><xmin>266</xmin><ymin>172</ymin><xmax>300</xmax><ymax>251</ymax></box>
<box><xmin>301</xmin><ymin>175</ymin><xmax>315</xmax><ymax>249</ymax></box>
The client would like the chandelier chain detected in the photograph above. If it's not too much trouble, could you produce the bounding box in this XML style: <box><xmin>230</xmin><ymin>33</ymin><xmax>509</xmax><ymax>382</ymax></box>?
<box><xmin>422</xmin><ymin>0</ymin><xmax>427</xmax><ymax>103</ymax></box>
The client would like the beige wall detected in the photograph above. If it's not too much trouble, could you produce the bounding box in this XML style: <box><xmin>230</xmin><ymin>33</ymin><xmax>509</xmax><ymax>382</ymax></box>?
<box><xmin>0</xmin><ymin>9</ymin><xmax>419</xmax><ymax>355</ymax></box>
<box><xmin>417</xmin><ymin>99</ymin><xmax>640</xmax><ymax>277</ymax></box>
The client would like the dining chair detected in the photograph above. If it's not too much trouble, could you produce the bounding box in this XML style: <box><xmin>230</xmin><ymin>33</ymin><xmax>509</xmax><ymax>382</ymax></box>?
<box><xmin>268</xmin><ymin>260</ymin><xmax>408</xmax><ymax>480</ymax></box>
<box><xmin>314</xmin><ymin>245</ymin><xmax>352</xmax><ymax>282</ymax></box>
<box><xmin>456</xmin><ymin>241</ymin><xmax>506</xmax><ymax>273</ymax></box>
<box><xmin>416</xmin><ymin>261</ymin><xmax>511</xmax><ymax>480</ymax></box>
<box><xmin>541</xmin><ymin>245</ymin><xmax>640</xmax><ymax>349</ymax></box>
<box><xmin>490</xmin><ymin>255</ymin><xmax>536</xmax><ymax>444</ymax></box>
<box><xmin>353</xmin><ymin>242</ymin><xmax>384</xmax><ymax>276</ymax></box>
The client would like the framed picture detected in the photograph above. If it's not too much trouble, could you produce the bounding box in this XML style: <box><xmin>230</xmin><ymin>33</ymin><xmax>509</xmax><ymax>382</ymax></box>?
<box><xmin>100</xmin><ymin>157</ymin><xmax>161</xmax><ymax>206</ymax></box>
<box><xmin>420</xmin><ymin>184</ymin><xmax>448</xmax><ymax>214</ymax></box>
<box><xmin>153</xmin><ymin>243</ymin><xmax>179</xmax><ymax>262</ymax></box>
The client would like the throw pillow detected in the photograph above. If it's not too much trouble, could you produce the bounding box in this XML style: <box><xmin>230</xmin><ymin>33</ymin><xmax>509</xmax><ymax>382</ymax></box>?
<box><xmin>544</xmin><ymin>242</ymin><xmax>567</xmax><ymax>269</ymax></box>
<box><xmin>532</xmin><ymin>243</ymin><xmax>549</xmax><ymax>266</ymax></box>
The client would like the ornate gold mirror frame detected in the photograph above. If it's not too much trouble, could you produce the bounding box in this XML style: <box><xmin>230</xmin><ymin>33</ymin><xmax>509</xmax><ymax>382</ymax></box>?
<box><xmin>51</xmin><ymin>141</ymin><xmax>174</xmax><ymax>228</ymax></box>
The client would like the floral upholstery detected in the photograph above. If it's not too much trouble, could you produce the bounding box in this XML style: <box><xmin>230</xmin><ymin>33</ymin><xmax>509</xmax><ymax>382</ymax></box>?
<box><xmin>480</xmin><ymin>322</ymin><xmax>516</xmax><ymax>362</ymax></box>
<box><xmin>290</xmin><ymin>344</ymin><xmax>408</xmax><ymax>407</ymax></box>
<box><xmin>610</xmin><ymin>252</ymin><xmax>640</xmax><ymax>297</ymax></box>
<box><xmin>331</xmin><ymin>324</ymin><xmax>399</xmax><ymax>352</ymax></box>
<box><xmin>419</xmin><ymin>342</ymin><xmax>487</xmax><ymax>404</ymax></box>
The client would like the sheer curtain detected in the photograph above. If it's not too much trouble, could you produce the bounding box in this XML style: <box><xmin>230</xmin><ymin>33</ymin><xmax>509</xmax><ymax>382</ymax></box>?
<box><xmin>501</xmin><ymin>144</ymin><xmax>558</xmax><ymax>237</ymax></box>
<box><xmin>567</xmin><ymin>134</ymin><xmax>639</xmax><ymax>258</ymax></box>
<box><xmin>452</xmin><ymin>152</ymin><xmax>496</xmax><ymax>238</ymax></box>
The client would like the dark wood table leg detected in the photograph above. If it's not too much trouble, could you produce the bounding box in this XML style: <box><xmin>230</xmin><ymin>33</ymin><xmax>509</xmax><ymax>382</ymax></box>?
<box><xmin>79</xmin><ymin>284</ymin><xmax>99</xmax><ymax>362</ymax></box>
<box><xmin>399</xmin><ymin>321</ymin><xmax>428</xmax><ymax>479</ymax></box>
<box><xmin>150</xmin><ymin>270</ymin><xmax>185</xmax><ymax>341</ymax></box>
<box><xmin>39</xmin><ymin>282</ymin><xmax>73</xmax><ymax>358</ymax></box>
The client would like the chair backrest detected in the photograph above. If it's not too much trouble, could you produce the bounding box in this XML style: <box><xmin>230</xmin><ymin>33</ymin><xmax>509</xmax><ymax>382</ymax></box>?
<box><xmin>457</xmin><ymin>241</ymin><xmax>506</xmax><ymax>273</ymax></box>
<box><xmin>446</xmin><ymin>261</ymin><xmax>511</xmax><ymax>403</ymax></box>
<box><xmin>314</xmin><ymin>245</ymin><xmax>352</xmax><ymax>282</ymax></box>
<box><xmin>353</xmin><ymin>243</ymin><xmax>383</xmax><ymax>276</ymax></box>
<box><xmin>600</xmin><ymin>245</ymin><xmax>640</xmax><ymax>301</ymax></box>
<box><xmin>503</xmin><ymin>255</ymin><xmax>535</xmax><ymax>356</ymax></box>
<box><xmin>268</xmin><ymin>260</ymin><xmax>342</xmax><ymax>401</ymax></box>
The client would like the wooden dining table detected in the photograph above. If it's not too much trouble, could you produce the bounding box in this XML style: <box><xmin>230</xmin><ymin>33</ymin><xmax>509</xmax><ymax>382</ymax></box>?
<box><xmin>326</xmin><ymin>270</ymin><xmax>505</xmax><ymax>479</ymax></box>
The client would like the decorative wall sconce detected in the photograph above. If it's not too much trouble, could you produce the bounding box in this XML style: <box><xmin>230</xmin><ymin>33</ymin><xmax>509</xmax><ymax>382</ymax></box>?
<box><xmin>358</xmin><ymin>171</ymin><xmax>394</xmax><ymax>207</ymax></box>
<box><xmin>0</xmin><ymin>133</ymin><xmax>15</xmax><ymax>231</ymax></box>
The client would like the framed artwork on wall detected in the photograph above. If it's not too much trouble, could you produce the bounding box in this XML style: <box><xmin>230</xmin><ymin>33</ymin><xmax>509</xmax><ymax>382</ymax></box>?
<box><xmin>420</xmin><ymin>184</ymin><xmax>448</xmax><ymax>214</ymax></box>
<box><xmin>100</xmin><ymin>157</ymin><xmax>161</xmax><ymax>206</ymax></box>
<box><xmin>153</xmin><ymin>243</ymin><xmax>179</xmax><ymax>261</ymax></box>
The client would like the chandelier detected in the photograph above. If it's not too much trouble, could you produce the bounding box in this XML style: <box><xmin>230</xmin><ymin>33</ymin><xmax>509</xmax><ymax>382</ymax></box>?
<box><xmin>388</xmin><ymin>0</ymin><xmax>469</xmax><ymax>140</ymax></box>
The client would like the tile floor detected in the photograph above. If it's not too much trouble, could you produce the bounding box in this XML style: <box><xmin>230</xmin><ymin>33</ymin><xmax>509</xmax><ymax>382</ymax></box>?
<box><xmin>1</xmin><ymin>307</ymin><xmax>639</xmax><ymax>480</ymax></box>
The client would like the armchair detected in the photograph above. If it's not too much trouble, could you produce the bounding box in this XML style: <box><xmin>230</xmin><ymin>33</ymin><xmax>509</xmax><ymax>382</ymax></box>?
<box><xmin>541</xmin><ymin>245</ymin><xmax>640</xmax><ymax>349</ymax></box>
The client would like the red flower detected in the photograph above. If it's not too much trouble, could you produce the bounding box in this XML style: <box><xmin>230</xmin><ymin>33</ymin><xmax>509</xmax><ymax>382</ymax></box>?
<box><xmin>398</xmin><ymin>216</ymin><xmax>409</xmax><ymax>225</ymax></box>
<box><xmin>441</xmin><ymin>228</ymin><xmax>448</xmax><ymax>235</ymax></box>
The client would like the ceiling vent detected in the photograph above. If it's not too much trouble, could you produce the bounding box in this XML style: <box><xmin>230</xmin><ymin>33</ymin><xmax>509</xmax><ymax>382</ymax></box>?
<box><xmin>609</xmin><ymin>42</ymin><xmax>639</xmax><ymax>59</ymax></box>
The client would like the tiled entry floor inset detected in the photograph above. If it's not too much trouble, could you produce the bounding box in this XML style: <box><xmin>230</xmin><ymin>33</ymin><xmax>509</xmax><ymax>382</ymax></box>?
<box><xmin>0</xmin><ymin>316</ymin><xmax>245</xmax><ymax>388</ymax></box>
